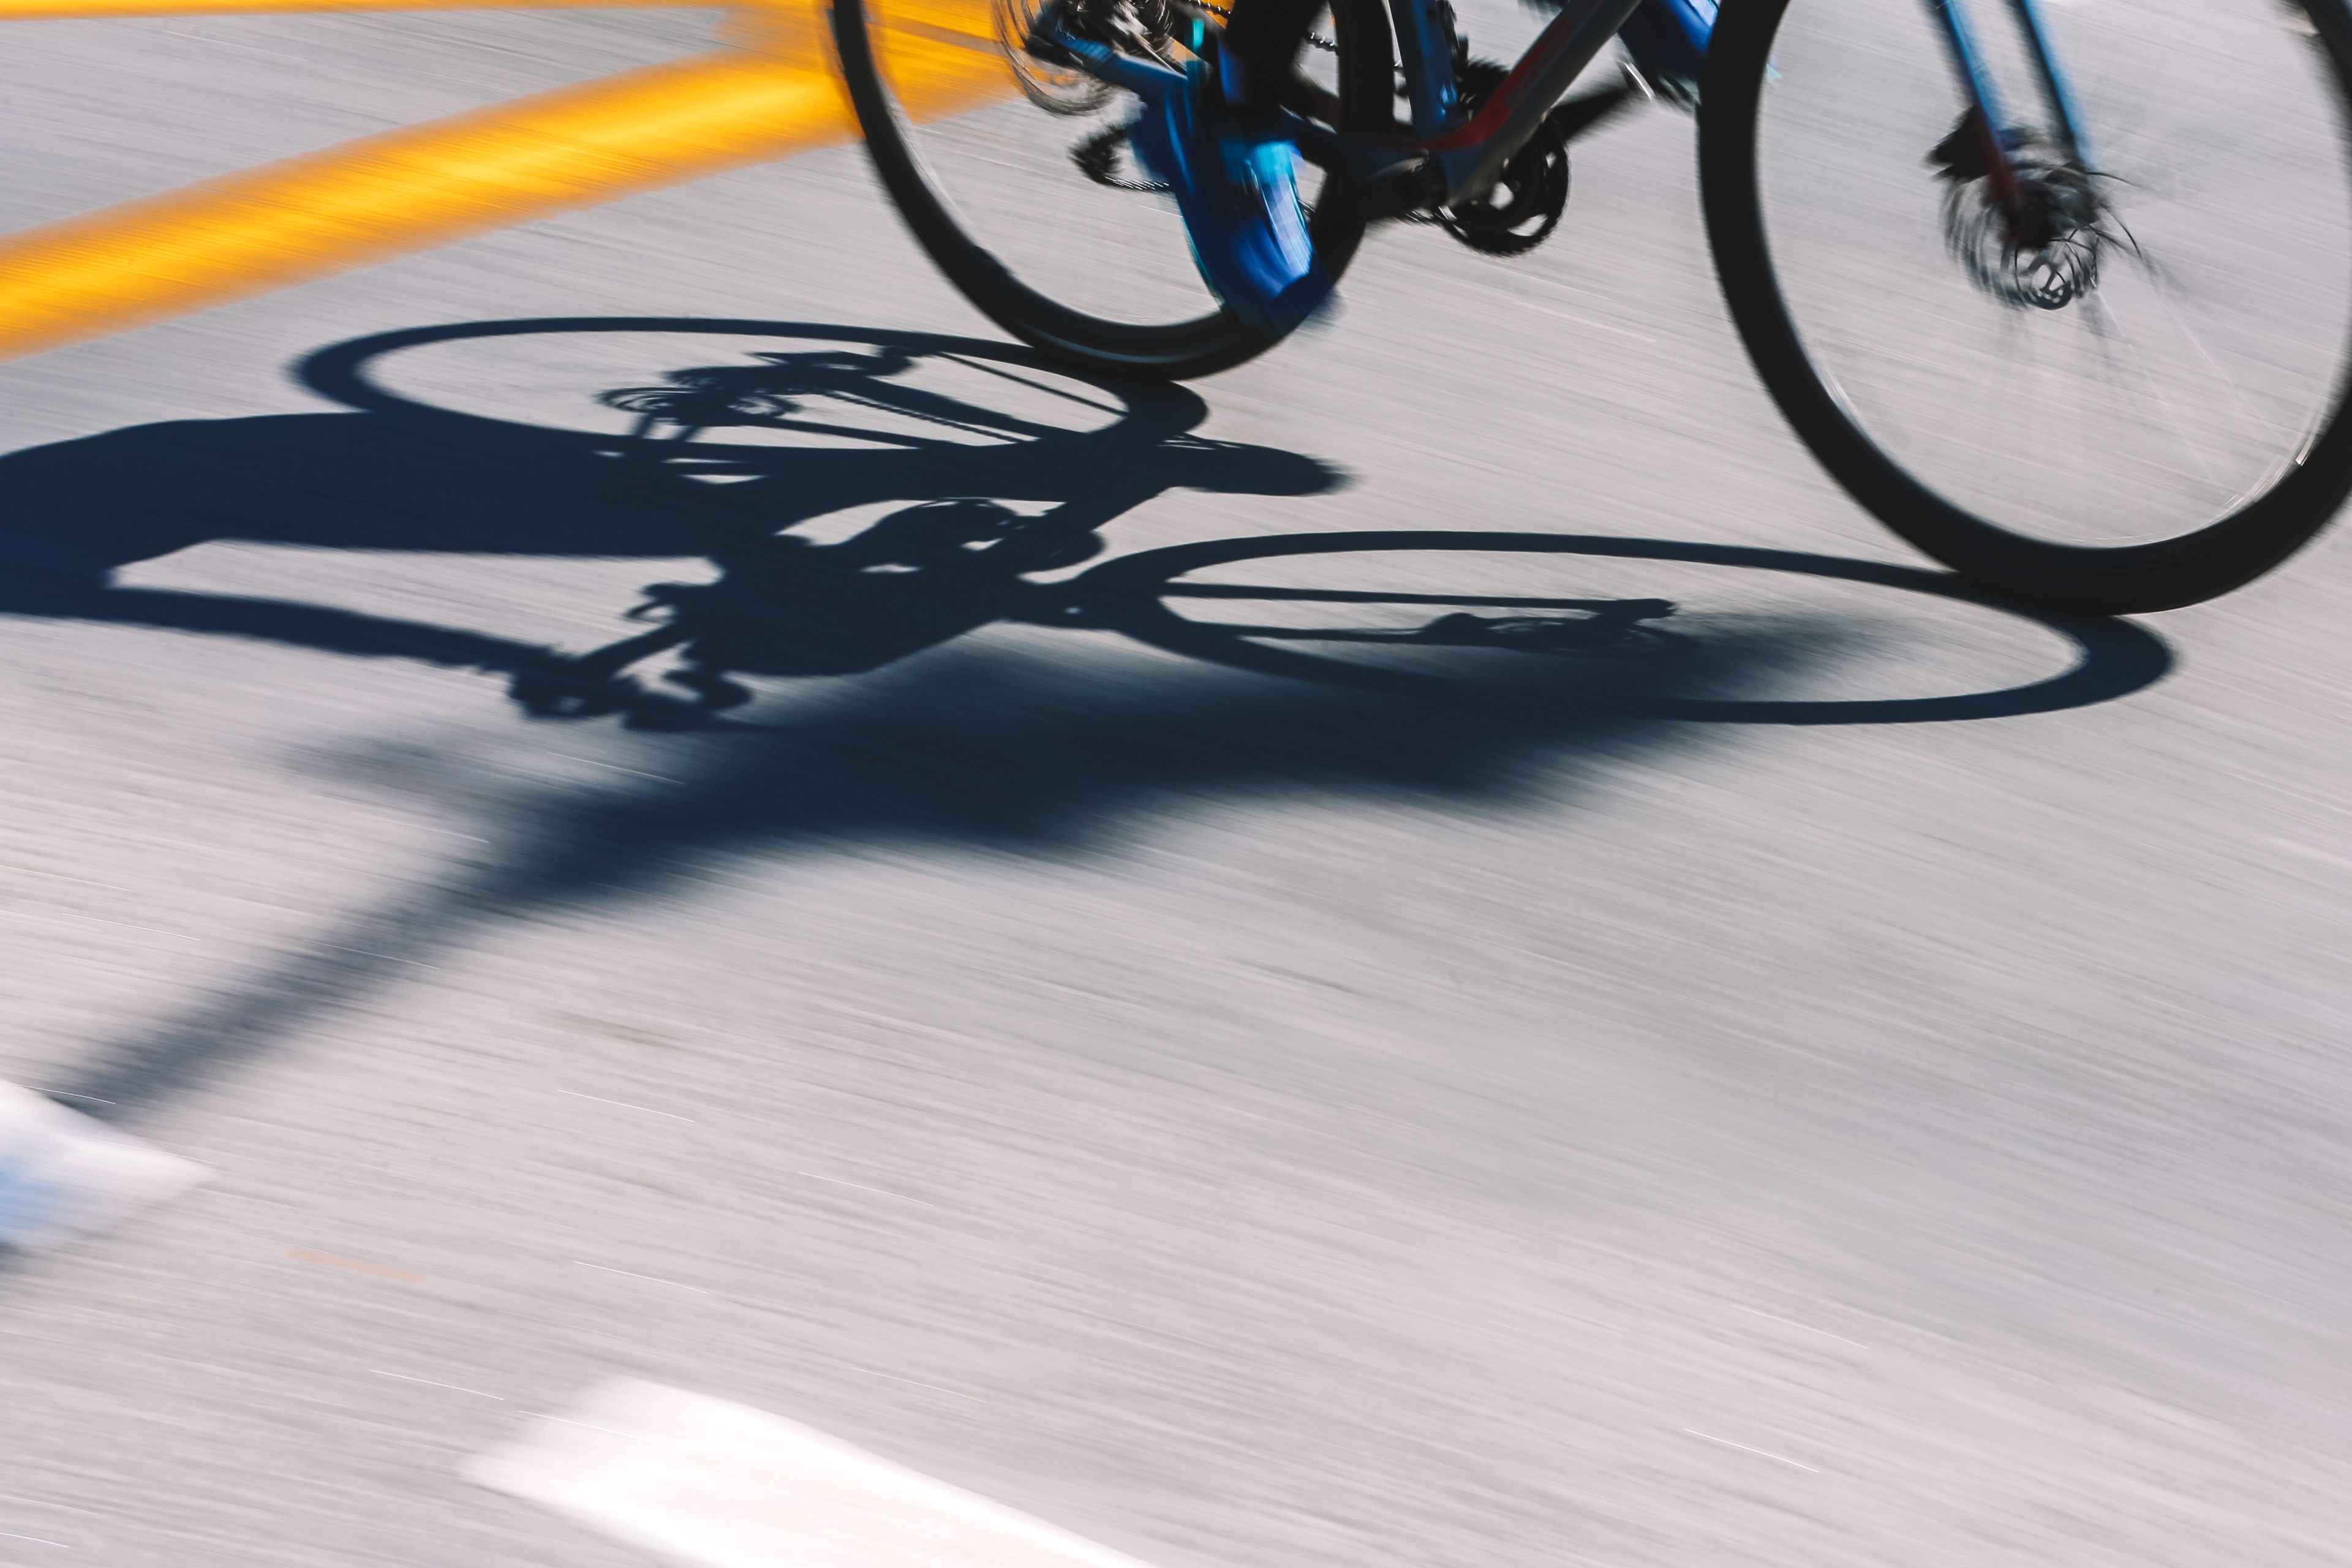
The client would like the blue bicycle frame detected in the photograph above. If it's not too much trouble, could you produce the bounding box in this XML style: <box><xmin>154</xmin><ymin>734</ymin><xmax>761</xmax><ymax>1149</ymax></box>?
<box><xmin>1398</xmin><ymin>0</ymin><xmax>2085</xmax><ymax>207</ymax></box>
<box><xmin>1923</xmin><ymin>0</ymin><xmax>2091</xmax><ymax>172</ymax></box>
<box><xmin>1060</xmin><ymin>0</ymin><xmax>2082</xmax><ymax>213</ymax></box>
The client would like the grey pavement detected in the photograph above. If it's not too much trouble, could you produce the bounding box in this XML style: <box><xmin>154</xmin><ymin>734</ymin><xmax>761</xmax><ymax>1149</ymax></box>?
<box><xmin>2</xmin><ymin>8</ymin><xmax>2351</xmax><ymax>1568</ymax></box>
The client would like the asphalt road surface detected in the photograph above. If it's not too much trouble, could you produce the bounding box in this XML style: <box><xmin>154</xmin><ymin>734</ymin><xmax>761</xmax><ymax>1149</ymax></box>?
<box><xmin>2</xmin><ymin>7</ymin><xmax>2351</xmax><ymax>1568</ymax></box>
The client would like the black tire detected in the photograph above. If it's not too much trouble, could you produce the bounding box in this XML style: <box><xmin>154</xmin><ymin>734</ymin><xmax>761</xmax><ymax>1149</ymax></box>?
<box><xmin>831</xmin><ymin>0</ymin><xmax>1394</xmax><ymax>380</ymax></box>
<box><xmin>1699</xmin><ymin>0</ymin><xmax>2352</xmax><ymax>613</ymax></box>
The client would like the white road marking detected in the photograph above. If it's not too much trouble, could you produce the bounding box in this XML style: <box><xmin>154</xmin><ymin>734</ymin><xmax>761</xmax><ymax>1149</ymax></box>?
<box><xmin>574</xmin><ymin>1262</ymin><xmax>709</xmax><ymax>1294</ymax></box>
<box><xmin>1683</xmin><ymin>1430</ymin><xmax>1820</xmax><ymax>1472</ymax></box>
<box><xmin>0</xmin><ymin>1531</ymin><xmax>70</xmax><ymax>1547</ymax></box>
<box><xmin>469</xmin><ymin>1379</ymin><xmax>1157</xmax><ymax>1568</ymax></box>
<box><xmin>0</xmin><ymin>1083</ymin><xmax>208</xmax><ymax>1250</ymax></box>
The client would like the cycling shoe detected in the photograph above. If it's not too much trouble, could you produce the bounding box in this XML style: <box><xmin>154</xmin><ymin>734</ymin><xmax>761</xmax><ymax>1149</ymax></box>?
<box><xmin>1126</xmin><ymin>70</ymin><xmax>1333</xmax><ymax>338</ymax></box>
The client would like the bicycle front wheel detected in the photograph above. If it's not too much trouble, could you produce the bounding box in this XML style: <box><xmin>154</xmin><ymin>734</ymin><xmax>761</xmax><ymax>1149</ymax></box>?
<box><xmin>832</xmin><ymin>0</ymin><xmax>1394</xmax><ymax>380</ymax></box>
<box><xmin>1702</xmin><ymin>0</ymin><xmax>2352</xmax><ymax>612</ymax></box>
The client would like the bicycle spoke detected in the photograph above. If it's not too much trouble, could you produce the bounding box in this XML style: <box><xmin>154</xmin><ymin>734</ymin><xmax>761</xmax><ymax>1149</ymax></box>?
<box><xmin>1747</xmin><ymin>0</ymin><xmax>2352</xmax><ymax>548</ymax></box>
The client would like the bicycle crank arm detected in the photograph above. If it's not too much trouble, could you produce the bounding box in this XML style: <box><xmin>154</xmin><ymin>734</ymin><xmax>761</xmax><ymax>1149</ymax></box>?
<box><xmin>1300</xmin><ymin>77</ymin><xmax>1643</xmax><ymax>224</ymax></box>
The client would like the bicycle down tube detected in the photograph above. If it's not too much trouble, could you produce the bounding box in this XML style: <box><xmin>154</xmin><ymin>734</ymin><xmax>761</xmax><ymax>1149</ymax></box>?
<box><xmin>1411</xmin><ymin>0</ymin><xmax>1646</xmax><ymax>203</ymax></box>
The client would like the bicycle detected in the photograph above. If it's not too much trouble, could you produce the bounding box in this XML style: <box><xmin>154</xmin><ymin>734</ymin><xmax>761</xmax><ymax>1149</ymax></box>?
<box><xmin>829</xmin><ymin>0</ymin><xmax>2352</xmax><ymax>613</ymax></box>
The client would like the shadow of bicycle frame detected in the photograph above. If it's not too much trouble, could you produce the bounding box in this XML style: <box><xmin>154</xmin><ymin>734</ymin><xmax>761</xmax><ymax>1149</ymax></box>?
<box><xmin>0</xmin><ymin>315</ymin><xmax>2171</xmax><ymax>1126</ymax></box>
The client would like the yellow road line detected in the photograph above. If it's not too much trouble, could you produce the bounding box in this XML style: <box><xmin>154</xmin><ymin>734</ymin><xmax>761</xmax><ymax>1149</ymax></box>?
<box><xmin>0</xmin><ymin>0</ymin><xmax>706</xmax><ymax>16</ymax></box>
<box><xmin>0</xmin><ymin>8</ymin><xmax>1009</xmax><ymax>361</ymax></box>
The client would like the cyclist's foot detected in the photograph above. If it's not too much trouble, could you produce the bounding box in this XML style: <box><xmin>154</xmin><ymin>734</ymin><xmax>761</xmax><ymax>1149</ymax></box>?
<box><xmin>1126</xmin><ymin>72</ymin><xmax>1332</xmax><ymax>338</ymax></box>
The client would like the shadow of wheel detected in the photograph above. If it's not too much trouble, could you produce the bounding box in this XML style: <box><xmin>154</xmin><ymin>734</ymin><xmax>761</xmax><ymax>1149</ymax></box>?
<box><xmin>1061</xmin><ymin>530</ymin><xmax>2174</xmax><ymax>725</ymax></box>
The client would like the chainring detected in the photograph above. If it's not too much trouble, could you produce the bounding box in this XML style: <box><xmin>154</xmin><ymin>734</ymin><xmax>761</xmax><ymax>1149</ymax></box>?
<box><xmin>1438</xmin><ymin>59</ymin><xmax>1572</xmax><ymax>257</ymax></box>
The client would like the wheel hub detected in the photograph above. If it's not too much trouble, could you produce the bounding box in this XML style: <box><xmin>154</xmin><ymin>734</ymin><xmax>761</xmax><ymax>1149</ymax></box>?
<box><xmin>1931</xmin><ymin>112</ymin><xmax>2125</xmax><ymax>311</ymax></box>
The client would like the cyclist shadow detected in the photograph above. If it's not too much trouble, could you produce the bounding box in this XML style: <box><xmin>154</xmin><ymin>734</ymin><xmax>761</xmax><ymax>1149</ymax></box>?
<box><xmin>0</xmin><ymin>317</ymin><xmax>2171</xmax><ymax>1125</ymax></box>
<box><xmin>0</xmin><ymin>315</ymin><xmax>2164</xmax><ymax>731</ymax></box>
<box><xmin>0</xmin><ymin>322</ymin><xmax>1337</xmax><ymax>726</ymax></box>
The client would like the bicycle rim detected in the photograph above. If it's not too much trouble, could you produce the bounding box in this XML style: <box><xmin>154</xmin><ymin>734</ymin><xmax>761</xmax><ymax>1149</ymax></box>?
<box><xmin>1703</xmin><ymin>0</ymin><xmax>2352</xmax><ymax>609</ymax></box>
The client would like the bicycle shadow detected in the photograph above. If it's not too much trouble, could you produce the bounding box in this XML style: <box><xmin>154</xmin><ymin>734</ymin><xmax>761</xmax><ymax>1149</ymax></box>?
<box><xmin>0</xmin><ymin>317</ymin><xmax>2172</xmax><ymax>1123</ymax></box>
<box><xmin>0</xmin><ymin>319</ymin><xmax>1335</xmax><ymax>725</ymax></box>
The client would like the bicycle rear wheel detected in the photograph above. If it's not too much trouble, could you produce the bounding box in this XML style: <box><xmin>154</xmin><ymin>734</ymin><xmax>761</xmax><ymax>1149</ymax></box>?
<box><xmin>1701</xmin><ymin>0</ymin><xmax>2352</xmax><ymax>612</ymax></box>
<box><xmin>832</xmin><ymin>0</ymin><xmax>1393</xmax><ymax>380</ymax></box>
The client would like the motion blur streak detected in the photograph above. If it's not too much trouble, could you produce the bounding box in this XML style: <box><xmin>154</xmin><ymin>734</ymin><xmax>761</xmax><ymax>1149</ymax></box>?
<box><xmin>0</xmin><ymin>1</ymin><xmax>1008</xmax><ymax>361</ymax></box>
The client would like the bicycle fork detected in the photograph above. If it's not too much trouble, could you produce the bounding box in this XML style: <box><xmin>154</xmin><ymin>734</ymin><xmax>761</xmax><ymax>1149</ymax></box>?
<box><xmin>1921</xmin><ymin>0</ymin><xmax>2094</xmax><ymax>200</ymax></box>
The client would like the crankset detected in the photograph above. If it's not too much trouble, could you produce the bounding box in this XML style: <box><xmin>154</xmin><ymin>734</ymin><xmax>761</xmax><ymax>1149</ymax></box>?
<box><xmin>1433</xmin><ymin>62</ymin><xmax>1641</xmax><ymax>257</ymax></box>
